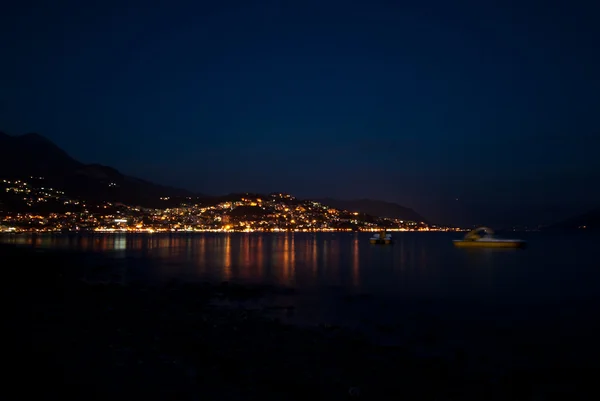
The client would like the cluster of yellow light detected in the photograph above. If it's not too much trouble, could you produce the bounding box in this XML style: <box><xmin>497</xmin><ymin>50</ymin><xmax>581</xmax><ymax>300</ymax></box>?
<box><xmin>3</xmin><ymin>220</ymin><xmax>462</xmax><ymax>233</ymax></box>
<box><xmin>1</xmin><ymin>181</ymin><xmax>470</xmax><ymax>232</ymax></box>
<box><xmin>94</xmin><ymin>227</ymin><xmax>158</xmax><ymax>233</ymax></box>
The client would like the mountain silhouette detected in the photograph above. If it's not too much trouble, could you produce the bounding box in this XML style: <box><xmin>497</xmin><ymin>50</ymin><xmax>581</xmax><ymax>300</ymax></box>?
<box><xmin>315</xmin><ymin>198</ymin><xmax>428</xmax><ymax>223</ymax></box>
<box><xmin>0</xmin><ymin>132</ymin><xmax>194</xmax><ymax>207</ymax></box>
<box><xmin>549</xmin><ymin>207</ymin><xmax>600</xmax><ymax>230</ymax></box>
<box><xmin>1</xmin><ymin>132</ymin><xmax>430</xmax><ymax>221</ymax></box>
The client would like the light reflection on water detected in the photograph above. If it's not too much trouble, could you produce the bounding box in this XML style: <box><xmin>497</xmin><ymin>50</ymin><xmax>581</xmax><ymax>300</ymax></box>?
<box><xmin>4</xmin><ymin>231</ymin><xmax>600</xmax><ymax>355</ymax></box>
<box><xmin>2</xmin><ymin>231</ymin><xmax>600</xmax><ymax>303</ymax></box>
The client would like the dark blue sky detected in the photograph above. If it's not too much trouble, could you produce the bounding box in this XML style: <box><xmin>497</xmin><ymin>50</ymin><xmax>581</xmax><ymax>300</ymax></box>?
<box><xmin>2</xmin><ymin>0</ymin><xmax>599</xmax><ymax>226</ymax></box>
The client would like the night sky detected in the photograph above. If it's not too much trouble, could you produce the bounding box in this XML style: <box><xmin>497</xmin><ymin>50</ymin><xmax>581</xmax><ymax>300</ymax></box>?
<box><xmin>2</xmin><ymin>0</ymin><xmax>599</xmax><ymax>227</ymax></box>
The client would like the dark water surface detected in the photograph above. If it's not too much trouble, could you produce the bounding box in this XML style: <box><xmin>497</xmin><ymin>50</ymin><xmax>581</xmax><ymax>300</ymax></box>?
<box><xmin>4</xmin><ymin>231</ymin><xmax>600</xmax><ymax>362</ymax></box>
<box><xmin>4</xmin><ymin>231</ymin><xmax>598</xmax><ymax>295</ymax></box>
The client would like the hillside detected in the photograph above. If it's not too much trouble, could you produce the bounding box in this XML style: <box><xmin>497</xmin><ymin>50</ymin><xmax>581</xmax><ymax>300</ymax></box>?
<box><xmin>549</xmin><ymin>207</ymin><xmax>600</xmax><ymax>230</ymax></box>
<box><xmin>1</xmin><ymin>132</ymin><xmax>430</xmax><ymax>222</ymax></box>
<box><xmin>0</xmin><ymin>132</ymin><xmax>194</xmax><ymax>207</ymax></box>
<box><xmin>315</xmin><ymin>198</ymin><xmax>428</xmax><ymax>223</ymax></box>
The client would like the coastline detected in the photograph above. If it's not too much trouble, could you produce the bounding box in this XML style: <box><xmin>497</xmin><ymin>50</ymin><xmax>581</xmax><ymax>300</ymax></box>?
<box><xmin>4</xmin><ymin>243</ymin><xmax>593</xmax><ymax>400</ymax></box>
<box><xmin>1</xmin><ymin>227</ymin><xmax>463</xmax><ymax>234</ymax></box>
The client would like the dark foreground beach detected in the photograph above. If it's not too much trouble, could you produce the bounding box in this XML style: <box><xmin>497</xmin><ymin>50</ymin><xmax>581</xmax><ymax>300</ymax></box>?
<box><xmin>5</xmin><ymin>243</ymin><xmax>597</xmax><ymax>401</ymax></box>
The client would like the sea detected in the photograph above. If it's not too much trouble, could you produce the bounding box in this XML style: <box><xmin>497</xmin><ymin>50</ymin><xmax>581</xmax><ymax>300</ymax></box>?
<box><xmin>4</xmin><ymin>231</ymin><xmax>600</xmax><ymax>375</ymax></box>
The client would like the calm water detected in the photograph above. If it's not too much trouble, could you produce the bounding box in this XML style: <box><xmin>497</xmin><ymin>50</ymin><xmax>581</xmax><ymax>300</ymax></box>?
<box><xmin>4</xmin><ymin>231</ymin><xmax>600</xmax><ymax>360</ymax></box>
<box><xmin>4</xmin><ymin>231</ymin><xmax>599</xmax><ymax>297</ymax></box>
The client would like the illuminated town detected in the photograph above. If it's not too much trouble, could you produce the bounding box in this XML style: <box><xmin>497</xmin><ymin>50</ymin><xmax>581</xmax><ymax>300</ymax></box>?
<box><xmin>0</xmin><ymin>178</ymin><xmax>463</xmax><ymax>233</ymax></box>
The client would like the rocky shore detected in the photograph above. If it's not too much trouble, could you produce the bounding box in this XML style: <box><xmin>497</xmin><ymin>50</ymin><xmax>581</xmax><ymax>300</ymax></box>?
<box><xmin>4</xmin><ymin>243</ymin><xmax>595</xmax><ymax>400</ymax></box>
